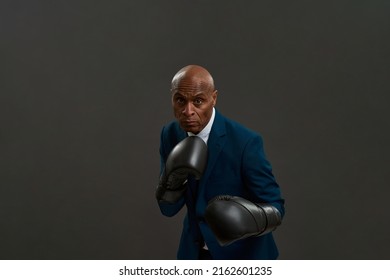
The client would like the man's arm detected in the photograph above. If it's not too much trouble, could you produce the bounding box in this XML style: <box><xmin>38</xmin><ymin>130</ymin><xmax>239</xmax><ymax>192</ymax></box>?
<box><xmin>242</xmin><ymin>134</ymin><xmax>285</xmax><ymax>216</ymax></box>
<box><xmin>205</xmin><ymin>133</ymin><xmax>285</xmax><ymax>246</ymax></box>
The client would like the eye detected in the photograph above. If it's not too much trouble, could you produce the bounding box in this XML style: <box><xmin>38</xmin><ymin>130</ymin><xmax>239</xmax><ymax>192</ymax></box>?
<box><xmin>175</xmin><ymin>97</ymin><xmax>185</xmax><ymax>105</ymax></box>
<box><xmin>194</xmin><ymin>98</ymin><xmax>203</xmax><ymax>105</ymax></box>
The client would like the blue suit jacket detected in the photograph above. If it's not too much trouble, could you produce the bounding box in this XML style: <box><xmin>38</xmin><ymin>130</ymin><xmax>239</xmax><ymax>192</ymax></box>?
<box><xmin>158</xmin><ymin>110</ymin><xmax>285</xmax><ymax>259</ymax></box>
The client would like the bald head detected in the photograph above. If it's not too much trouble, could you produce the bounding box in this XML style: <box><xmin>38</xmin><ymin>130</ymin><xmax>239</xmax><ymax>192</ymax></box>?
<box><xmin>170</xmin><ymin>65</ymin><xmax>218</xmax><ymax>134</ymax></box>
<box><xmin>171</xmin><ymin>65</ymin><xmax>215</xmax><ymax>93</ymax></box>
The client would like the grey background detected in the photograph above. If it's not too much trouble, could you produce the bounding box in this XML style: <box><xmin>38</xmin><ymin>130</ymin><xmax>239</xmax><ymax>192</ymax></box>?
<box><xmin>1</xmin><ymin>0</ymin><xmax>389</xmax><ymax>259</ymax></box>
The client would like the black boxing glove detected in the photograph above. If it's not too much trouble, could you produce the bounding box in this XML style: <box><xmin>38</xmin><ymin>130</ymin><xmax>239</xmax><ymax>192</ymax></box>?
<box><xmin>156</xmin><ymin>136</ymin><xmax>208</xmax><ymax>203</ymax></box>
<box><xmin>204</xmin><ymin>195</ymin><xmax>281</xmax><ymax>246</ymax></box>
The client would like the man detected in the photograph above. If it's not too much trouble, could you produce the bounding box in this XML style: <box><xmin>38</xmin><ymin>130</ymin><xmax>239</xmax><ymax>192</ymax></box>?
<box><xmin>156</xmin><ymin>65</ymin><xmax>285</xmax><ymax>260</ymax></box>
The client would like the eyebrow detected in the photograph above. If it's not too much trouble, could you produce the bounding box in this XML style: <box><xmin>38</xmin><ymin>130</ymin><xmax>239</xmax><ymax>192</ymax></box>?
<box><xmin>172</xmin><ymin>92</ymin><xmax>207</xmax><ymax>98</ymax></box>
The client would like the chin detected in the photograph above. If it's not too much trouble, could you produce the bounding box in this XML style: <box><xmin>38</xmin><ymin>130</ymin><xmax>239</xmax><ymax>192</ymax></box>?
<box><xmin>182</xmin><ymin>125</ymin><xmax>200</xmax><ymax>134</ymax></box>
<box><xmin>186</xmin><ymin>128</ymin><xmax>199</xmax><ymax>134</ymax></box>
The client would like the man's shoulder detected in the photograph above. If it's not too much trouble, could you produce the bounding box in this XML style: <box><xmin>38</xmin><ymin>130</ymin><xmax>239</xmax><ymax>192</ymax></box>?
<box><xmin>161</xmin><ymin>120</ymin><xmax>182</xmax><ymax>137</ymax></box>
<box><xmin>217</xmin><ymin>111</ymin><xmax>260</xmax><ymax>139</ymax></box>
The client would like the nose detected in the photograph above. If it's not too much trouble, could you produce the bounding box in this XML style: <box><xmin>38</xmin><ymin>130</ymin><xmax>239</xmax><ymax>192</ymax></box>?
<box><xmin>182</xmin><ymin>102</ymin><xmax>195</xmax><ymax>116</ymax></box>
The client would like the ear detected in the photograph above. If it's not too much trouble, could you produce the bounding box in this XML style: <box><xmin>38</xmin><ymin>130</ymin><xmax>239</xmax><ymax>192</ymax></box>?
<box><xmin>212</xmin><ymin>90</ymin><xmax>218</xmax><ymax>106</ymax></box>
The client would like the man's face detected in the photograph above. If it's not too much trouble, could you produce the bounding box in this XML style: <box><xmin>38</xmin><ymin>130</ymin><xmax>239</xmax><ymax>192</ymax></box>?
<box><xmin>172</xmin><ymin>78</ymin><xmax>217</xmax><ymax>134</ymax></box>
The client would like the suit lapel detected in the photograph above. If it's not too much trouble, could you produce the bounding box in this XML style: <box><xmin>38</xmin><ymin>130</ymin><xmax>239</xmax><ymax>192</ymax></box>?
<box><xmin>177</xmin><ymin>128</ymin><xmax>187</xmax><ymax>143</ymax></box>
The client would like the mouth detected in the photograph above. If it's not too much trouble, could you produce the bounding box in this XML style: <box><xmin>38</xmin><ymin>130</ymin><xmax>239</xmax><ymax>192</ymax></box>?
<box><xmin>181</xmin><ymin>120</ymin><xmax>198</xmax><ymax>128</ymax></box>
<box><xmin>182</xmin><ymin>119</ymin><xmax>197</xmax><ymax>124</ymax></box>
<box><xmin>185</xmin><ymin>121</ymin><xmax>198</xmax><ymax>126</ymax></box>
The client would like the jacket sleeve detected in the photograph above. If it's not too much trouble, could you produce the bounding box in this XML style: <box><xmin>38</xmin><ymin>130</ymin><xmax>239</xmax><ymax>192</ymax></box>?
<box><xmin>242</xmin><ymin>134</ymin><xmax>285</xmax><ymax>218</ymax></box>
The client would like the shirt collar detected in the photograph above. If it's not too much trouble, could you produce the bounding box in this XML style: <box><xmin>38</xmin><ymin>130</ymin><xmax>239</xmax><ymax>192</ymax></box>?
<box><xmin>187</xmin><ymin>107</ymin><xmax>215</xmax><ymax>144</ymax></box>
